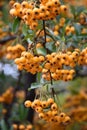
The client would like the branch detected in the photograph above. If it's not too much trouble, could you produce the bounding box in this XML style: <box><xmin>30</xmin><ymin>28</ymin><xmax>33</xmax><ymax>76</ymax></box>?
<box><xmin>33</xmin><ymin>29</ymin><xmax>43</xmax><ymax>43</ymax></box>
<box><xmin>49</xmin><ymin>71</ymin><xmax>53</xmax><ymax>85</ymax></box>
<box><xmin>0</xmin><ymin>34</ymin><xmax>24</xmax><ymax>44</ymax></box>
<box><xmin>0</xmin><ymin>35</ymin><xmax>16</xmax><ymax>44</ymax></box>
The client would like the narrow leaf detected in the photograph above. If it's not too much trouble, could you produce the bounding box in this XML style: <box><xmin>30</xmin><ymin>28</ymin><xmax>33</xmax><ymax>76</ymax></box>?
<box><xmin>36</xmin><ymin>47</ymin><xmax>47</xmax><ymax>56</ymax></box>
<box><xmin>12</xmin><ymin>17</ymin><xmax>21</xmax><ymax>33</ymax></box>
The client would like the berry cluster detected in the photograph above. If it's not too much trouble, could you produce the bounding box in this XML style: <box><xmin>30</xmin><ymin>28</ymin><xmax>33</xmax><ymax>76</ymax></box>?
<box><xmin>0</xmin><ymin>87</ymin><xmax>14</xmax><ymax>104</ymax></box>
<box><xmin>71</xmin><ymin>107</ymin><xmax>87</xmax><ymax>122</ymax></box>
<box><xmin>14</xmin><ymin>50</ymin><xmax>75</xmax><ymax>80</ymax></box>
<box><xmin>53</xmin><ymin>17</ymin><xmax>87</xmax><ymax>36</ymax></box>
<box><xmin>14</xmin><ymin>50</ymin><xmax>76</xmax><ymax>80</ymax></box>
<box><xmin>12</xmin><ymin>123</ymin><xmax>33</xmax><ymax>130</ymax></box>
<box><xmin>24</xmin><ymin>98</ymin><xmax>71</xmax><ymax>125</ymax></box>
<box><xmin>14</xmin><ymin>47</ymin><xmax>87</xmax><ymax>81</ymax></box>
<box><xmin>9</xmin><ymin>0</ymin><xmax>68</xmax><ymax>30</ymax></box>
<box><xmin>14</xmin><ymin>51</ymin><xmax>44</xmax><ymax>74</ymax></box>
<box><xmin>42</xmin><ymin>51</ymin><xmax>77</xmax><ymax>80</ymax></box>
<box><xmin>65</xmin><ymin>25</ymin><xmax>75</xmax><ymax>35</ymax></box>
<box><xmin>6</xmin><ymin>44</ymin><xmax>26</xmax><ymax>60</ymax></box>
<box><xmin>42</xmin><ymin>48</ymin><xmax>87</xmax><ymax>81</ymax></box>
<box><xmin>53</xmin><ymin>18</ymin><xmax>66</xmax><ymax>36</ymax></box>
<box><xmin>78</xmin><ymin>48</ymin><xmax>87</xmax><ymax>65</ymax></box>
<box><xmin>42</xmin><ymin>69</ymin><xmax>75</xmax><ymax>81</ymax></box>
<box><xmin>64</xmin><ymin>89</ymin><xmax>87</xmax><ymax>122</ymax></box>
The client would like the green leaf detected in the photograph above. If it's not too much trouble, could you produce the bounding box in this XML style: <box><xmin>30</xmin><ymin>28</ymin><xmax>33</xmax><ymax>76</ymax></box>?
<box><xmin>78</xmin><ymin>33</ymin><xmax>87</xmax><ymax>38</ymax></box>
<box><xmin>29</xmin><ymin>83</ymin><xmax>42</xmax><ymax>90</ymax></box>
<box><xmin>37</xmin><ymin>72</ymin><xmax>42</xmax><ymax>83</ymax></box>
<box><xmin>76</xmin><ymin>6</ymin><xmax>85</xmax><ymax>15</ymax></box>
<box><xmin>36</xmin><ymin>20</ymin><xmax>42</xmax><ymax>30</ymax></box>
<box><xmin>46</xmin><ymin>42</ymin><xmax>56</xmax><ymax>52</ymax></box>
<box><xmin>22</xmin><ymin>24</ymin><xmax>28</xmax><ymax>36</ymax></box>
<box><xmin>70</xmin><ymin>6</ymin><xmax>76</xmax><ymax>16</ymax></box>
<box><xmin>81</xmin><ymin>43</ymin><xmax>87</xmax><ymax>50</ymax></box>
<box><xmin>23</xmin><ymin>29</ymin><xmax>35</xmax><ymax>42</ymax></box>
<box><xmin>18</xmin><ymin>104</ymin><xmax>28</xmax><ymax>121</ymax></box>
<box><xmin>2</xmin><ymin>4</ymin><xmax>9</xmax><ymax>24</ymax></box>
<box><xmin>73</xmin><ymin>23</ymin><xmax>82</xmax><ymax>35</ymax></box>
<box><xmin>12</xmin><ymin>17</ymin><xmax>21</xmax><ymax>33</ymax></box>
<box><xmin>83</xmin><ymin>9</ymin><xmax>87</xmax><ymax>13</ymax></box>
<box><xmin>36</xmin><ymin>47</ymin><xmax>47</xmax><ymax>56</ymax></box>
<box><xmin>46</xmin><ymin>27</ymin><xmax>61</xmax><ymax>40</ymax></box>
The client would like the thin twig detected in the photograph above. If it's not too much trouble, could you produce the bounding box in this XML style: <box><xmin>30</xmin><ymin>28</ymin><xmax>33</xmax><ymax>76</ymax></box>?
<box><xmin>46</xmin><ymin>32</ymin><xmax>56</xmax><ymax>42</ymax></box>
<box><xmin>34</xmin><ymin>29</ymin><xmax>43</xmax><ymax>43</ymax></box>
<box><xmin>49</xmin><ymin>71</ymin><xmax>55</xmax><ymax>99</ymax></box>
<box><xmin>49</xmin><ymin>71</ymin><xmax>53</xmax><ymax>85</ymax></box>
<box><xmin>43</xmin><ymin>20</ymin><xmax>46</xmax><ymax>45</ymax></box>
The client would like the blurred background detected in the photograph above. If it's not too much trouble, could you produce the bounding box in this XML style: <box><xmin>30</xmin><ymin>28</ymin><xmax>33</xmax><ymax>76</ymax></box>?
<box><xmin>0</xmin><ymin>0</ymin><xmax>87</xmax><ymax>130</ymax></box>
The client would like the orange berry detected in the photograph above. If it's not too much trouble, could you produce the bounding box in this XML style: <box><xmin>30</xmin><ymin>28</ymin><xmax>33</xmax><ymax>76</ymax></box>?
<box><xmin>40</xmin><ymin>5</ymin><xmax>47</xmax><ymax>12</ymax></box>
<box><xmin>13</xmin><ymin>2</ymin><xmax>21</xmax><ymax>9</ymax></box>
<box><xmin>35</xmin><ymin>107</ymin><xmax>43</xmax><ymax>113</ymax></box>
<box><xmin>19</xmin><ymin>124</ymin><xmax>25</xmax><ymax>130</ymax></box>
<box><xmin>24</xmin><ymin>100</ymin><xmax>32</xmax><ymax>108</ymax></box>
<box><xmin>52</xmin><ymin>0</ymin><xmax>60</xmax><ymax>6</ymax></box>
<box><xmin>21</xmin><ymin>1</ymin><xmax>29</xmax><ymax>8</ymax></box>
<box><xmin>41</xmin><ymin>101</ymin><xmax>48</xmax><ymax>108</ymax></box>
<box><xmin>9</xmin><ymin>8</ymin><xmax>17</xmax><ymax>16</ymax></box>
<box><xmin>51</xmin><ymin>103</ymin><xmax>58</xmax><ymax>111</ymax></box>
<box><xmin>52</xmin><ymin>110</ymin><xmax>58</xmax><ymax>116</ymax></box>
<box><xmin>9</xmin><ymin>0</ymin><xmax>15</xmax><ymax>7</ymax></box>
<box><xmin>33</xmin><ymin>8</ymin><xmax>40</xmax><ymax>15</ymax></box>
<box><xmin>12</xmin><ymin>124</ymin><xmax>18</xmax><ymax>130</ymax></box>
<box><xmin>62</xmin><ymin>116</ymin><xmax>71</xmax><ymax>125</ymax></box>
<box><xmin>26</xmin><ymin>124</ymin><xmax>33</xmax><ymax>130</ymax></box>
<box><xmin>45</xmin><ymin>110</ymin><xmax>52</xmax><ymax>117</ymax></box>
<box><xmin>59</xmin><ymin>112</ymin><xmax>66</xmax><ymax>118</ymax></box>
<box><xmin>33</xmin><ymin>99</ymin><xmax>41</xmax><ymax>107</ymax></box>
<box><xmin>60</xmin><ymin>5</ymin><xmax>68</xmax><ymax>14</ymax></box>
<box><xmin>47</xmin><ymin>98</ymin><xmax>54</xmax><ymax>105</ymax></box>
<box><xmin>39</xmin><ymin>112</ymin><xmax>45</xmax><ymax>119</ymax></box>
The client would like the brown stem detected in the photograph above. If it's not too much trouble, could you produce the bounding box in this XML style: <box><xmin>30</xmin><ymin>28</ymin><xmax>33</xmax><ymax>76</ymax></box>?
<box><xmin>49</xmin><ymin>71</ymin><xmax>53</xmax><ymax>85</ymax></box>
<box><xmin>43</xmin><ymin>20</ymin><xmax>46</xmax><ymax>45</ymax></box>
<box><xmin>34</xmin><ymin>29</ymin><xmax>43</xmax><ymax>43</ymax></box>
<box><xmin>49</xmin><ymin>71</ymin><xmax>55</xmax><ymax>98</ymax></box>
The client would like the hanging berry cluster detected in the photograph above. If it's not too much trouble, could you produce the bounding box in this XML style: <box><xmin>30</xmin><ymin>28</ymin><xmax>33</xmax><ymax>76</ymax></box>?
<box><xmin>24</xmin><ymin>98</ymin><xmax>71</xmax><ymax>125</ymax></box>
<box><xmin>10</xmin><ymin>0</ymin><xmax>68</xmax><ymax>30</ymax></box>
